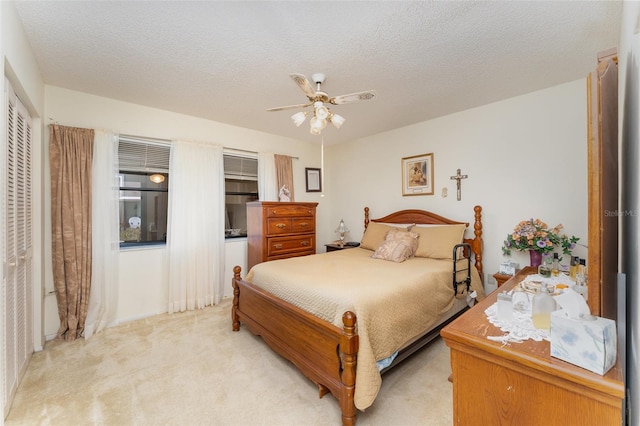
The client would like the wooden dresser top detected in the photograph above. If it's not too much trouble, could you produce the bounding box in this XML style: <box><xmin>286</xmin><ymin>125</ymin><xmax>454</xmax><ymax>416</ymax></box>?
<box><xmin>441</xmin><ymin>266</ymin><xmax>624</xmax><ymax>399</ymax></box>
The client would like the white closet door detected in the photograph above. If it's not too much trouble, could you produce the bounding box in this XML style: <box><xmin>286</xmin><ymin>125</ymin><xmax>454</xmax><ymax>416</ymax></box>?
<box><xmin>3</xmin><ymin>79</ymin><xmax>33</xmax><ymax>416</ymax></box>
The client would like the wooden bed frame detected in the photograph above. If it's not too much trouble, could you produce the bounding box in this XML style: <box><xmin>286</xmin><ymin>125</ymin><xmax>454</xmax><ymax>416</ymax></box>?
<box><xmin>231</xmin><ymin>205</ymin><xmax>483</xmax><ymax>425</ymax></box>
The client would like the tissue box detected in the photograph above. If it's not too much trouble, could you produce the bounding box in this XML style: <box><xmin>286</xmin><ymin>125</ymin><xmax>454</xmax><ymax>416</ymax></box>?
<box><xmin>499</xmin><ymin>261</ymin><xmax>519</xmax><ymax>275</ymax></box>
<box><xmin>550</xmin><ymin>310</ymin><xmax>617</xmax><ymax>375</ymax></box>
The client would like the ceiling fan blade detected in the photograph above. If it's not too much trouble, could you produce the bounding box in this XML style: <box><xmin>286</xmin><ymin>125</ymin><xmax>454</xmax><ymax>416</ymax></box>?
<box><xmin>266</xmin><ymin>102</ymin><xmax>312</xmax><ymax>112</ymax></box>
<box><xmin>330</xmin><ymin>90</ymin><xmax>376</xmax><ymax>105</ymax></box>
<box><xmin>289</xmin><ymin>73</ymin><xmax>316</xmax><ymax>99</ymax></box>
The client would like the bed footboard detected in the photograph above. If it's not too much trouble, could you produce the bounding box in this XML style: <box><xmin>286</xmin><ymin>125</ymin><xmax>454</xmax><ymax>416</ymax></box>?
<box><xmin>232</xmin><ymin>266</ymin><xmax>359</xmax><ymax>426</ymax></box>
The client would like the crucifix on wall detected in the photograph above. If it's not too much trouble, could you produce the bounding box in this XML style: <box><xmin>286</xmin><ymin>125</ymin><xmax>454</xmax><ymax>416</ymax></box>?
<box><xmin>450</xmin><ymin>168</ymin><xmax>468</xmax><ymax>201</ymax></box>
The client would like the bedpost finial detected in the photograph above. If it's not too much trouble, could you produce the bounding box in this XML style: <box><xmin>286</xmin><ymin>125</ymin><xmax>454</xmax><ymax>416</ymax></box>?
<box><xmin>342</xmin><ymin>311</ymin><xmax>357</xmax><ymax>328</ymax></box>
<box><xmin>364</xmin><ymin>207</ymin><xmax>370</xmax><ymax>230</ymax></box>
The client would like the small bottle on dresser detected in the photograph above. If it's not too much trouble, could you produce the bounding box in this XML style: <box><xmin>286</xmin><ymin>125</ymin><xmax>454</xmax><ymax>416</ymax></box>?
<box><xmin>575</xmin><ymin>258</ymin><xmax>588</xmax><ymax>299</ymax></box>
<box><xmin>538</xmin><ymin>256</ymin><xmax>552</xmax><ymax>277</ymax></box>
<box><xmin>569</xmin><ymin>256</ymin><xmax>579</xmax><ymax>280</ymax></box>
<box><xmin>551</xmin><ymin>253</ymin><xmax>560</xmax><ymax>277</ymax></box>
<box><xmin>532</xmin><ymin>283</ymin><xmax>555</xmax><ymax>330</ymax></box>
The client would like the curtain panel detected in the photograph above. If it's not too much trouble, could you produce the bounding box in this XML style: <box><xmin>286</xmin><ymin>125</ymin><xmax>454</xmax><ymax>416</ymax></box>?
<box><xmin>49</xmin><ymin>124</ymin><xmax>94</xmax><ymax>341</ymax></box>
<box><xmin>258</xmin><ymin>152</ymin><xmax>277</xmax><ymax>201</ymax></box>
<box><xmin>85</xmin><ymin>130</ymin><xmax>120</xmax><ymax>338</ymax></box>
<box><xmin>167</xmin><ymin>140</ymin><xmax>225</xmax><ymax>313</ymax></box>
<box><xmin>274</xmin><ymin>154</ymin><xmax>294</xmax><ymax>201</ymax></box>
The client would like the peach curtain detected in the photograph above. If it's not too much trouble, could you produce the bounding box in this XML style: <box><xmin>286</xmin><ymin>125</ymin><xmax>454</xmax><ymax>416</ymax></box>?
<box><xmin>49</xmin><ymin>124</ymin><xmax>94</xmax><ymax>341</ymax></box>
<box><xmin>274</xmin><ymin>154</ymin><xmax>294</xmax><ymax>201</ymax></box>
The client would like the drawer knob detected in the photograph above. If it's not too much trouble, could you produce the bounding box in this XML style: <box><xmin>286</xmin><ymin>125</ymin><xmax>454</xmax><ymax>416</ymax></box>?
<box><xmin>276</xmin><ymin>223</ymin><xmax>286</xmax><ymax>229</ymax></box>
<box><xmin>300</xmin><ymin>241</ymin><xmax>310</xmax><ymax>246</ymax></box>
<box><xmin>274</xmin><ymin>243</ymin><xmax>283</xmax><ymax>249</ymax></box>
<box><xmin>299</xmin><ymin>222</ymin><xmax>308</xmax><ymax>227</ymax></box>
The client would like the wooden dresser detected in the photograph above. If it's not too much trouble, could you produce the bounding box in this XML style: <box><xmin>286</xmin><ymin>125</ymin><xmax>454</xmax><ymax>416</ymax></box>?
<box><xmin>441</xmin><ymin>267</ymin><xmax>624</xmax><ymax>425</ymax></box>
<box><xmin>246</xmin><ymin>201</ymin><xmax>318</xmax><ymax>271</ymax></box>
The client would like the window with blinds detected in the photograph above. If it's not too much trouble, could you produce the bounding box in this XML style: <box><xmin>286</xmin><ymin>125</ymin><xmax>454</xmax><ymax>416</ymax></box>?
<box><xmin>224</xmin><ymin>153</ymin><xmax>258</xmax><ymax>238</ymax></box>
<box><xmin>118</xmin><ymin>136</ymin><xmax>170</xmax><ymax>247</ymax></box>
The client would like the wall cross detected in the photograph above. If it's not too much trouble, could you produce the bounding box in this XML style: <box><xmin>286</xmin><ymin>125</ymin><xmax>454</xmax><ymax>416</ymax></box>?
<box><xmin>450</xmin><ymin>168</ymin><xmax>468</xmax><ymax>201</ymax></box>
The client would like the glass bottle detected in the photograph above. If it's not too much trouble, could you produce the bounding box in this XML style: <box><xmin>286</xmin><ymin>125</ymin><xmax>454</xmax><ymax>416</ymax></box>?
<box><xmin>569</xmin><ymin>256</ymin><xmax>579</xmax><ymax>280</ymax></box>
<box><xmin>575</xmin><ymin>258</ymin><xmax>588</xmax><ymax>298</ymax></box>
<box><xmin>551</xmin><ymin>253</ymin><xmax>560</xmax><ymax>277</ymax></box>
<box><xmin>532</xmin><ymin>283</ymin><xmax>555</xmax><ymax>330</ymax></box>
<box><xmin>538</xmin><ymin>256</ymin><xmax>552</xmax><ymax>278</ymax></box>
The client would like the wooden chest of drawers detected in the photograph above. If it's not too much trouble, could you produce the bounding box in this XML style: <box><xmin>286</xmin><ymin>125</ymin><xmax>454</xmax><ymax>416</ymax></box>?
<box><xmin>246</xmin><ymin>201</ymin><xmax>318</xmax><ymax>271</ymax></box>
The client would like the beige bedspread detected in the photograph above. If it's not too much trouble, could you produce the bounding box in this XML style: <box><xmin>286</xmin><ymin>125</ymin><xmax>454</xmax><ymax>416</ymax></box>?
<box><xmin>245</xmin><ymin>247</ymin><xmax>485</xmax><ymax>410</ymax></box>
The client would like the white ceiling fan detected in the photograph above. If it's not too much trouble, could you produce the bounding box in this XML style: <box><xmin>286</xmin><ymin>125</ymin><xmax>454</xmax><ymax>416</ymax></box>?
<box><xmin>267</xmin><ymin>73</ymin><xmax>376</xmax><ymax>135</ymax></box>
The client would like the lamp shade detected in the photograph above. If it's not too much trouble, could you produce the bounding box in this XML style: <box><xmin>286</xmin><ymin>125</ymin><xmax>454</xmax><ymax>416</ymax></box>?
<box><xmin>309</xmin><ymin>115</ymin><xmax>327</xmax><ymax>135</ymax></box>
<box><xmin>314</xmin><ymin>101</ymin><xmax>329</xmax><ymax>120</ymax></box>
<box><xmin>291</xmin><ymin>111</ymin><xmax>308</xmax><ymax>127</ymax></box>
<box><xmin>329</xmin><ymin>113</ymin><xmax>346</xmax><ymax>129</ymax></box>
<box><xmin>335</xmin><ymin>219</ymin><xmax>349</xmax><ymax>241</ymax></box>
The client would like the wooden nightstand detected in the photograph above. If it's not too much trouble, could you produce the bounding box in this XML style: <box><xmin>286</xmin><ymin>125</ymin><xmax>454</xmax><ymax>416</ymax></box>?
<box><xmin>493</xmin><ymin>272</ymin><xmax>515</xmax><ymax>288</ymax></box>
<box><xmin>325</xmin><ymin>243</ymin><xmax>359</xmax><ymax>252</ymax></box>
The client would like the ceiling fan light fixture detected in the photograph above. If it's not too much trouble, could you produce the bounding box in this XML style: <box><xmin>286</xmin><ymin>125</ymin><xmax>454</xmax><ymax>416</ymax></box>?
<box><xmin>329</xmin><ymin>113</ymin><xmax>345</xmax><ymax>129</ymax></box>
<box><xmin>291</xmin><ymin>111</ymin><xmax>308</xmax><ymax>127</ymax></box>
<box><xmin>310</xmin><ymin>115</ymin><xmax>327</xmax><ymax>131</ymax></box>
<box><xmin>314</xmin><ymin>101</ymin><xmax>329</xmax><ymax>120</ymax></box>
<box><xmin>268</xmin><ymin>73</ymin><xmax>376</xmax><ymax>136</ymax></box>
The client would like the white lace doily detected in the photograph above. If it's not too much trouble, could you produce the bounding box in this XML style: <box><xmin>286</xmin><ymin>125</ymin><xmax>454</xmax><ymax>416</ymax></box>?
<box><xmin>484</xmin><ymin>294</ymin><xmax>550</xmax><ymax>344</ymax></box>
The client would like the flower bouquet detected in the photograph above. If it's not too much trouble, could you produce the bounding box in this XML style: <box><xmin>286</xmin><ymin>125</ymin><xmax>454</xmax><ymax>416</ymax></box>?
<box><xmin>502</xmin><ymin>218</ymin><xmax>579</xmax><ymax>257</ymax></box>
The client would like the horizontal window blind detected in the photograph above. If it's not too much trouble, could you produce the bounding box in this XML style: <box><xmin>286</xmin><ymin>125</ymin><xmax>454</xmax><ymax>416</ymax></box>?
<box><xmin>118</xmin><ymin>135</ymin><xmax>171</xmax><ymax>173</ymax></box>
<box><xmin>224</xmin><ymin>154</ymin><xmax>257</xmax><ymax>181</ymax></box>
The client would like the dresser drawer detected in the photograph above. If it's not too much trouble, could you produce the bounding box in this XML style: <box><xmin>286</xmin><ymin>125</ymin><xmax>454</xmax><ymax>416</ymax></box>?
<box><xmin>267</xmin><ymin>235</ymin><xmax>315</xmax><ymax>257</ymax></box>
<box><xmin>267</xmin><ymin>251</ymin><xmax>314</xmax><ymax>262</ymax></box>
<box><xmin>291</xmin><ymin>218</ymin><xmax>314</xmax><ymax>233</ymax></box>
<box><xmin>267</xmin><ymin>218</ymin><xmax>292</xmax><ymax>235</ymax></box>
<box><xmin>266</xmin><ymin>205</ymin><xmax>314</xmax><ymax>218</ymax></box>
<box><xmin>267</xmin><ymin>218</ymin><xmax>315</xmax><ymax>235</ymax></box>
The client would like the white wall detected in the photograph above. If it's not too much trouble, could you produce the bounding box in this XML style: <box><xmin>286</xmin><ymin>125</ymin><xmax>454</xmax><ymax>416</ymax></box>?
<box><xmin>619</xmin><ymin>2</ymin><xmax>640</xmax><ymax>424</ymax></box>
<box><xmin>43</xmin><ymin>86</ymin><xmax>325</xmax><ymax>337</ymax></box>
<box><xmin>324</xmin><ymin>79</ymin><xmax>589</xmax><ymax>293</ymax></box>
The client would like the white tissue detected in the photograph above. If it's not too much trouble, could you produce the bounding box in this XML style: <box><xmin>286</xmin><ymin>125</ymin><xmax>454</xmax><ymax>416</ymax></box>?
<box><xmin>466</xmin><ymin>290</ymin><xmax>478</xmax><ymax>307</ymax></box>
<box><xmin>554</xmin><ymin>288</ymin><xmax>592</xmax><ymax>320</ymax></box>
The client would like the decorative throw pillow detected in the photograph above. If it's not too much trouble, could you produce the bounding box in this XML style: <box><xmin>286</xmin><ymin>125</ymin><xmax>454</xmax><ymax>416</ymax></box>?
<box><xmin>360</xmin><ymin>222</ymin><xmax>405</xmax><ymax>251</ymax></box>
<box><xmin>371</xmin><ymin>239</ymin><xmax>414</xmax><ymax>263</ymax></box>
<box><xmin>371</xmin><ymin>228</ymin><xmax>419</xmax><ymax>262</ymax></box>
<box><xmin>410</xmin><ymin>224</ymin><xmax>466</xmax><ymax>259</ymax></box>
<box><xmin>385</xmin><ymin>228</ymin><xmax>419</xmax><ymax>257</ymax></box>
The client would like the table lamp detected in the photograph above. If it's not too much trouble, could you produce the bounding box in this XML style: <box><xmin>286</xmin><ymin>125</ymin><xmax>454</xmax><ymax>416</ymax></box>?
<box><xmin>335</xmin><ymin>219</ymin><xmax>349</xmax><ymax>246</ymax></box>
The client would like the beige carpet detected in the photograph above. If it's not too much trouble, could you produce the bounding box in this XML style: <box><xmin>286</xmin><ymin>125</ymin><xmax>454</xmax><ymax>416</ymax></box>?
<box><xmin>5</xmin><ymin>298</ymin><xmax>453</xmax><ymax>425</ymax></box>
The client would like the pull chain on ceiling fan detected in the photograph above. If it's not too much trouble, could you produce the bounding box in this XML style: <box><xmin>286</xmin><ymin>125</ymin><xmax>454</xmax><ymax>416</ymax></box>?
<box><xmin>267</xmin><ymin>73</ymin><xmax>376</xmax><ymax>135</ymax></box>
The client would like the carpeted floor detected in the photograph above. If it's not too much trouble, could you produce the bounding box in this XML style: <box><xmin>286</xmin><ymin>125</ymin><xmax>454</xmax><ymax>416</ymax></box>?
<box><xmin>5</xmin><ymin>298</ymin><xmax>453</xmax><ymax>425</ymax></box>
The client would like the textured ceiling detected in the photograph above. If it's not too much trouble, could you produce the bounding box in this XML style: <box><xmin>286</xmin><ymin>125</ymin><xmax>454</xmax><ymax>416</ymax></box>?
<box><xmin>14</xmin><ymin>1</ymin><xmax>622</xmax><ymax>145</ymax></box>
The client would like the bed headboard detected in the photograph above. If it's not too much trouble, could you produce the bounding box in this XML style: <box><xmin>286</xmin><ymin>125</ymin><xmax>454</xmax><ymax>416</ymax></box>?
<box><xmin>363</xmin><ymin>205</ymin><xmax>484</xmax><ymax>281</ymax></box>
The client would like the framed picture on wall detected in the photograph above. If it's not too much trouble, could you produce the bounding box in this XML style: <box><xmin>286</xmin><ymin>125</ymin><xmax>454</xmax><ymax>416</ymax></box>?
<box><xmin>401</xmin><ymin>153</ymin><xmax>434</xmax><ymax>196</ymax></box>
<box><xmin>305</xmin><ymin>167</ymin><xmax>322</xmax><ymax>192</ymax></box>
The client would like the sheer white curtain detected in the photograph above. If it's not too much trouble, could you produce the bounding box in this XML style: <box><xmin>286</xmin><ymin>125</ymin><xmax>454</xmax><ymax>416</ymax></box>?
<box><xmin>258</xmin><ymin>152</ymin><xmax>278</xmax><ymax>201</ymax></box>
<box><xmin>167</xmin><ymin>140</ymin><xmax>225</xmax><ymax>313</ymax></box>
<box><xmin>85</xmin><ymin>129</ymin><xmax>119</xmax><ymax>338</ymax></box>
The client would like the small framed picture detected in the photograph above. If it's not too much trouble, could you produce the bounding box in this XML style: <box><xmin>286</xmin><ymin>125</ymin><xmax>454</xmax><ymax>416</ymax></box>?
<box><xmin>401</xmin><ymin>153</ymin><xmax>434</xmax><ymax>196</ymax></box>
<box><xmin>305</xmin><ymin>167</ymin><xmax>322</xmax><ymax>192</ymax></box>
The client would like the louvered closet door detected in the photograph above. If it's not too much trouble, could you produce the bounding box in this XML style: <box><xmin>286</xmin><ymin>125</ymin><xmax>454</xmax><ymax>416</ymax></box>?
<box><xmin>3</xmin><ymin>79</ymin><xmax>33</xmax><ymax>416</ymax></box>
